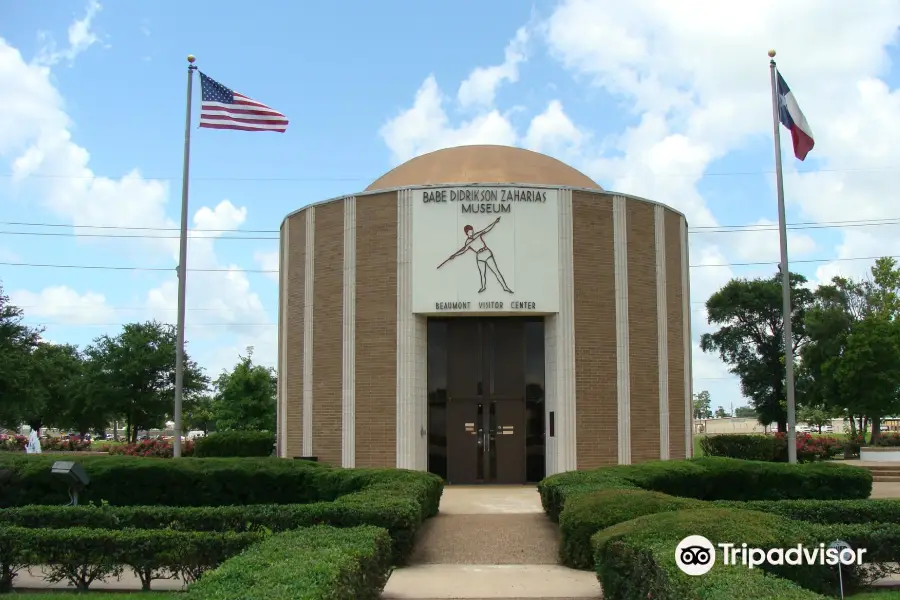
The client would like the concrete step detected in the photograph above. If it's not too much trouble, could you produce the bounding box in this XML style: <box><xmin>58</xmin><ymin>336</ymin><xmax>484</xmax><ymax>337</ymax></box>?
<box><xmin>874</xmin><ymin>476</ymin><xmax>900</xmax><ymax>483</ymax></box>
<box><xmin>409</xmin><ymin>514</ymin><xmax>560</xmax><ymax>565</ymax></box>
<box><xmin>381</xmin><ymin>564</ymin><xmax>603</xmax><ymax>599</ymax></box>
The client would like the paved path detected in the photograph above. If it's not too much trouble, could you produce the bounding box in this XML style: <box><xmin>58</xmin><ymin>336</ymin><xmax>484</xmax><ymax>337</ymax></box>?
<box><xmin>382</xmin><ymin>486</ymin><xmax>603</xmax><ymax>600</ymax></box>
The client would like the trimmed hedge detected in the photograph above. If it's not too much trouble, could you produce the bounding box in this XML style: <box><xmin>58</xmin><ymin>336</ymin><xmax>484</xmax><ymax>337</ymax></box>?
<box><xmin>193</xmin><ymin>431</ymin><xmax>276</xmax><ymax>457</ymax></box>
<box><xmin>0</xmin><ymin>500</ymin><xmax>420</xmax><ymax>564</ymax></box>
<box><xmin>559</xmin><ymin>489</ymin><xmax>704</xmax><ymax>569</ymax></box>
<box><xmin>0</xmin><ymin>526</ymin><xmax>262</xmax><ymax>592</ymax></box>
<box><xmin>0</xmin><ymin>456</ymin><xmax>442</xmax><ymax>564</ymax></box>
<box><xmin>538</xmin><ymin>457</ymin><xmax>872</xmax><ymax>523</ymax></box>
<box><xmin>713</xmin><ymin>498</ymin><xmax>900</xmax><ymax>525</ymax></box>
<box><xmin>186</xmin><ymin>525</ymin><xmax>393</xmax><ymax>600</ymax></box>
<box><xmin>592</xmin><ymin>507</ymin><xmax>900</xmax><ymax>599</ymax></box>
<box><xmin>700</xmin><ymin>433</ymin><xmax>844</xmax><ymax>463</ymax></box>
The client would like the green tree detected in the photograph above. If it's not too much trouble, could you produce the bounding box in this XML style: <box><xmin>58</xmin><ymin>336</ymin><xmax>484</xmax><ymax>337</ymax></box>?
<box><xmin>28</xmin><ymin>343</ymin><xmax>108</xmax><ymax>435</ymax></box>
<box><xmin>184</xmin><ymin>394</ymin><xmax>217</xmax><ymax>434</ymax></box>
<box><xmin>87</xmin><ymin>321</ymin><xmax>208</xmax><ymax>442</ymax></box>
<box><xmin>734</xmin><ymin>405</ymin><xmax>757</xmax><ymax>418</ymax></box>
<box><xmin>700</xmin><ymin>271</ymin><xmax>814</xmax><ymax>432</ymax></box>
<box><xmin>714</xmin><ymin>406</ymin><xmax>728</xmax><ymax>418</ymax></box>
<box><xmin>803</xmin><ymin>259</ymin><xmax>900</xmax><ymax>441</ymax></box>
<box><xmin>798</xmin><ymin>404</ymin><xmax>831</xmax><ymax>433</ymax></box>
<box><xmin>0</xmin><ymin>283</ymin><xmax>43</xmax><ymax>428</ymax></box>
<box><xmin>692</xmin><ymin>390</ymin><xmax>712</xmax><ymax>419</ymax></box>
<box><xmin>833</xmin><ymin>316</ymin><xmax>900</xmax><ymax>440</ymax></box>
<box><xmin>213</xmin><ymin>347</ymin><xmax>276</xmax><ymax>432</ymax></box>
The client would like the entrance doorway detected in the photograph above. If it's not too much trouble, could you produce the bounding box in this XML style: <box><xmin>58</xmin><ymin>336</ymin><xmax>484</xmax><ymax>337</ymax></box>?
<box><xmin>427</xmin><ymin>317</ymin><xmax>545</xmax><ymax>485</ymax></box>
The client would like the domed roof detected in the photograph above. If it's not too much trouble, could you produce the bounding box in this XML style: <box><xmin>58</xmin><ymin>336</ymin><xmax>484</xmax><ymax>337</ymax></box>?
<box><xmin>365</xmin><ymin>145</ymin><xmax>603</xmax><ymax>192</ymax></box>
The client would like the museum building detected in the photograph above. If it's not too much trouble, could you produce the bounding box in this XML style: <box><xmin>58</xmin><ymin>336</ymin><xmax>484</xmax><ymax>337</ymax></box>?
<box><xmin>276</xmin><ymin>145</ymin><xmax>693</xmax><ymax>484</ymax></box>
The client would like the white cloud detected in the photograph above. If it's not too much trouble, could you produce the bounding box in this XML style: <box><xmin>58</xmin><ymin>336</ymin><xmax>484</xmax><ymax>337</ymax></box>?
<box><xmin>254</xmin><ymin>250</ymin><xmax>279</xmax><ymax>282</ymax></box>
<box><xmin>457</xmin><ymin>27</ymin><xmax>529</xmax><ymax>109</ymax></box>
<box><xmin>379</xmin><ymin>76</ymin><xmax>518</xmax><ymax>164</ymax></box>
<box><xmin>9</xmin><ymin>286</ymin><xmax>114</xmax><ymax>325</ymax></box>
<box><xmin>523</xmin><ymin>100</ymin><xmax>584</xmax><ymax>157</ymax></box>
<box><xmin>1</xmin><ymin>16</ymin><xmax>272</xmax><ymax>369</ymax></box>
<box><xmin>34</xmin><ymin>0</ymin><xmax>102</xmax><ymax>67</ymax></box>
<box><xmin>378</xmin><ymin>2</ymin><xmax>900</xmax><ymax>405</ymax></box>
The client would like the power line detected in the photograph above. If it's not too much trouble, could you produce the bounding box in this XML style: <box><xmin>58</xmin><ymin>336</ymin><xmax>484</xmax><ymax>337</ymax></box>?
<box><xmin>0</xmin><ymin>230</ymin><xmax>278</xmax><ymax>240</ymax></box>
<box><xmin>0</xmin><ymin>261</ymin><xmax>276</xmax><ymax>273</ymax></box>
<box><xmin>5</xmin><ymin>215</ymin><xmax>900</xmax><ymax>239</ymax></box>
<box><xmin>0</xmin><ymin>221</ymin><xmax>277</xmax><ymax>233</ymax></box>
<box><xmin>24</xmin><ymin>321</ymin><xmax>275</xmax><ymax>327</ymax></box>
<box><xmin>18</xmin><ymin>305</ymin><xmax>224</xmax><ymax>312</ymax></box>
<box><xmin>3</xmin><ymin>164</ymin><xmax>898</xmax><ymax>182</ymax></box>
<box><xmin>2</xmin><ymin>254</ymin><xmax>895</xmax><ymax>273</ymax></box>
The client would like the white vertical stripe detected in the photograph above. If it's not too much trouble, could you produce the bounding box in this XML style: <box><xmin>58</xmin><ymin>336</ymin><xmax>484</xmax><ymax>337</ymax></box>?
<box><xmin>341</xmin><ymin>198</ymin><xmax>357</xmax><ymax>467</ymax></box>
<box><xmin>556</xmin><ymin>189</ymin><xmax>577</xmax><ymax>472</ymax></box>
<box><xmin>302</xmin><ymin>207</ymin><xmax>315</xmax><ymax>457</ymax></box>
<box><xmin>655</xmin><ymin>206</ymin><xmax>670</xmax><ymax>460</ymax></box>
<box><xmin>613</xmin><ymin>195</ymin><xmax>631</xmax><ymax>465</ymax></box>
<box><xmin>396</xmin><ymin>189</ymin><xmax>417</xmax><ymax>469</ymax></box>
<box><xmin>680</xmin><ymin>216</ymin><xmax>694</xmax><ymax>458</ymax></box>
<box><xmin>277</xmin><ymin>219</ymin><xmax>289</xmax><ymax>458</ymax></box>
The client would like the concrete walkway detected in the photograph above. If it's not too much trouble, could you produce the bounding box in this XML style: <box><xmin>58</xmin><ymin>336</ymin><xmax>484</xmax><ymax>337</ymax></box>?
<box><xmin>382</xmin><ymin>486</ymin><xmax>603</xmax><ymax>600</ymax></box>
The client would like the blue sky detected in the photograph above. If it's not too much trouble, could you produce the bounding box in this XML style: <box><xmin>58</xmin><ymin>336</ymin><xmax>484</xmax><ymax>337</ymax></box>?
<box><xmin>2</xmin><ymin>1</ymin><xmax>900</xmax><ymax>411</ymax></box>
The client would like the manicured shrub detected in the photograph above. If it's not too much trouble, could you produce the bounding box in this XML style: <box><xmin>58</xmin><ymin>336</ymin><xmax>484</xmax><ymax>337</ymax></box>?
<box><xmin>186</xmin><ymin>525</ymin><xmax>393</xmax><ymax>600</ymax></box>
<box><xmin>558</xmin><ymin>489</ymin><xmax>704</xmax><ymax>569</ymax></box>
<box><xmin>700</xmin><ymin>434</ymin><xmax>781</xmax><ymax>462</ymax></box>
<box><xmin>713</xmin><ymin>498</ymin><xmax>900</xmax><ymax>525</ymax></box>
<box><xmin>0</xmin><ymin>525</ymin><xmax>262</xmax><ymax>592</ymax></box>
<box><xmin>592</xmin><ymin>507</ymin><xmax>900</xmax><ymax>599</ymax></box>
<box><xmin>537</xmin><ymin>457</ymin><xmax>872</xmax><ymax>524</ymax></box>
<box><xmin>193</xmin><ymin>430</ymin><xmax>275</xmax><ymax>457</ymax></box>
<box><xmin>102</xmin><ymin>438</ymin><xmax>195</xmax><ymax>458</ymax></box>
<box><xmin>0</xmin><ymin>455</ymin><xmax>329</xmax><ymax>507</ymax></box>
<box><xmin>700</xmin><ymin>433</ymin><xmax>843</xmax><ymax>463</ymax></box>
<box><xmin>0</xmin><ymin>457</ymin><xmax>442</xmax><ymax>564</ymax></box>
<box><xmin>540</xmin><ymin>458</ymin><xmax>873</xmax><ymax>571</ymax></box>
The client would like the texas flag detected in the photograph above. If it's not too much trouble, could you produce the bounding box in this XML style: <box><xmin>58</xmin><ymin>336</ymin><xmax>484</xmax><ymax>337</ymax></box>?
<box><xmin>775</xmin><ymin>71</ymin><xmax>815</xmax><ymax>161</ymax></box>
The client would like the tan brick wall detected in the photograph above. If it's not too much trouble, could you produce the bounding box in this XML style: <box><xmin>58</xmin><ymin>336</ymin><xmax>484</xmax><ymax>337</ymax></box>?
<box><xmin>627</xmin><ymin>201</ymin><xmax>660</xmax><ymax>463</ymax></box>
<box><xmin>572</xmin><ymin>191</ymin><xmax>618</xmax><ymax>469</ymax></box>
<box><xmin>354</xmin><ymin>192</ymin><xmax>398</xmax><ymax>468</ymax></box>
<box><xmin>283</xmin><ymin>211</ymin><xmax>306</xmax><ymax>458</ymax></box>
<box><xmin>665</xmin><ymin>212</ymin><xmax>687</xmax><ymax>459</ymax></box>
<box><xmin>312</xmin><ymin>201</ymin><xmax>345</xmax><ymax>465</ymax></box>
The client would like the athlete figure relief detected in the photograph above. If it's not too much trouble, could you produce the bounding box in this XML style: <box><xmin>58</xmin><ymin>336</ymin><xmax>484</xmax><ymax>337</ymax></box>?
<box><xmin>437</xmin><ymin>217</ymin><xmax>513</xmax><ymax>294</ymax></box>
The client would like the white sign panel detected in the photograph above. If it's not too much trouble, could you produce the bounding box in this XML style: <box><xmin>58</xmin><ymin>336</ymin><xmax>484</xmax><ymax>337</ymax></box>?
<box><xmin>411</xmin><ymin>186</ymin><xmax>560</xmax><ymax>314</ymax></box>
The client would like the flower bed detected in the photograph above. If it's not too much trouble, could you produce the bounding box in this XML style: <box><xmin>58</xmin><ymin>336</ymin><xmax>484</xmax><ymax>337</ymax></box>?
<box><xmin>98</xmin><ymin>438</ymin><xmax>195</xmax><ymax>458</ymax></box>
<box><xmin>538</xmin><ymin>457</ymin><xmax>900</xmax><ymax>598</ymax></box>
<box><xmin>699</xmin><ymin>433</ymin><xmax>844</xmax><ymax>462</ymax></box>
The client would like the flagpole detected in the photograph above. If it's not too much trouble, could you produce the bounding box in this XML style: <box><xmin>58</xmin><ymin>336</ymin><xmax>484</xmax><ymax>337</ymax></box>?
<box><xmin>173</xmin><ymin>54</ymin><xmax>197</xmax><ymax>458</ymax></box>
<box><xmin>768</xmin><ymin>49</ymin><xmax>798</xmax><ymax>464</ymax></box>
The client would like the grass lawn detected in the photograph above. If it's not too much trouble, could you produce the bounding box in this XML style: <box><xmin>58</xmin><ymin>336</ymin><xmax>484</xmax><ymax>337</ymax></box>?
<box><xmin>850</xmin><ymin>591</ymin><xmax>900</xmax><ymax>599</ymax></box>
<box><xmin>7</xmin><ymin>594</ymin><xmax>177</xmax><ymax>598</ymax></box>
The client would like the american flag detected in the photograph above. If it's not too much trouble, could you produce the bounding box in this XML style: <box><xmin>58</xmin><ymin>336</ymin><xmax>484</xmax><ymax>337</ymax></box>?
<box><xmin>198</xmin><ymin>72</ymin><xmax>289</xmax><ymax>133</ymax></box>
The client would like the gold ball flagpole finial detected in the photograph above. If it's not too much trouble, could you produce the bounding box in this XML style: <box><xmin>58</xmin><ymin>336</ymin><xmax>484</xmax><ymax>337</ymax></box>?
<box><xmin>187</xmin><ymin>55</ymin><xmax>196</xmax><ymax>64</ymax></box>
<box><xmin>767</xmin><ymin>49</ymin><xmax>776</xmax><ymax>58</ymax></box>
